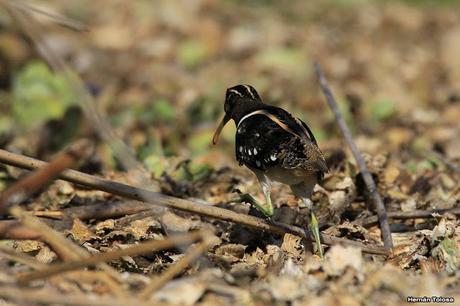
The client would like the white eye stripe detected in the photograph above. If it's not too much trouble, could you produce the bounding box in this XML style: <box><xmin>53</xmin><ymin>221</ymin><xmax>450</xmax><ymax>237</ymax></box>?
<box><xmin>243</xmin><ymin>85</ymin><xmax>255</xmax><ymax>99</ymax></box>
<box><xmin>270</xmin><ymin>154</ymin><xmax>277</xmax><ymax>161</ymax></box>
<box><xmin>239</xmin><ymin>146</ymin><xmax>243</xmax><ymax>152</ymax></box>
<box><xmin>229</xmin><ymin>89</ymin><xmax>243</xmax><ymax>97</ymax></box>
<box><xmin>253</xmin><ymin>148</ymin><xmax>258</xmax><ymax>155</ymax></box>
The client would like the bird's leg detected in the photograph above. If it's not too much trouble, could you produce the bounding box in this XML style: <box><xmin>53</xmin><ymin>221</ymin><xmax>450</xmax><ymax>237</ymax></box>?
<box><xmin>259</xmin><ymin>180</ymin><xmax>274</xmax><ymax>217</ymax></box>
<box><xmin>302</xmin><ymin>198</ymin><xmax>323</xmax><ymax>259</ymax></box>
<box><xmin>290</xmin><ymin>180</ymin><xmax>323</xmax><ymax>258</ymax></box>
<box><xmin>236</xmin><ymin>172</ymin><xmax>274</xmax><ymax>218</ymax></box>
<box><xmin>235</xmin><ymin>190</ymin><xmax>273</xmax><ymax>218</ymax></box>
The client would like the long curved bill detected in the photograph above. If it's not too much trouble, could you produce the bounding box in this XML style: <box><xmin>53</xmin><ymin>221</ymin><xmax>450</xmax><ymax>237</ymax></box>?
<box><xmin>212</xmin><ymin>114</ymin><xmax>231</xmax><ymax>145</ymax></box>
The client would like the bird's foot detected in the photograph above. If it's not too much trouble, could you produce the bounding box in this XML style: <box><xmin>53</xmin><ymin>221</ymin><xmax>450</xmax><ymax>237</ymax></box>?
<box><xmin>309</xmin><ymin>211</ymin><xmax>324</xmax><ymax>259</ymax></box>
<box><xmin>235</xmin><ymin>193</ymin><xmax>273</xmax><ymax>218</ymax></box>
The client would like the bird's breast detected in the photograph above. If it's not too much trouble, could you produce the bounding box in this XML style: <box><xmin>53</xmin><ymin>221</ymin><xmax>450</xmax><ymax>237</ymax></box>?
<box><xmin>263</xmin><ymin>165</ymin><xmax>314</xmax><ymax>185</ymax></box>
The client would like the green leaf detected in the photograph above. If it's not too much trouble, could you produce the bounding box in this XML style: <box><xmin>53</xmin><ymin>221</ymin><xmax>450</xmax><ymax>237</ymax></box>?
<box><xmin>431</xmin><ymin>238</ymin><xmax>459</xmax><ymax>274</ymax></box>
<box><xmin>405</xmin><ymin>161</ymin><xmax>418</xmax><ymax>173</ymax></box>
<box><xmin>178</xmin><ymin>40</ymin><xmax>208</xmax><ymax>68</ymax></box>
<box><xmin>371</xmin><ymin>100</ymin><xmax>396</xmax><ymax>122</ymax></box>
<box><xmin>129</xmin><ymin>99</ymin><xmax>176</xmax><ymax>126</ymax></box>
<box><xmin>187</xmin><ymin>129</ymin><xmax>215</xmax><ymax>156</ymax></box>
<box><xmin>187</xmin><ymin>162</ymin><xmax>213</xmax><ymax>181</ymax></box>
<box><xmin>12</xmin><ymin>61</ymin><xmax>75</xmax><ymax>128</ymax></box>
<box><xmin>256</xmin><ymin>47</ymin><xmax>309</xmax><ymax>76</ymax></box>
<box><xmin>0</xmin><ymin>116</ymin><xmax>12</xmax><ymax>134</ymax></box>
<box><xmin>144</xmin><ymin>155</ymin><xmax>167</xmax><ymax>178</ymax></box>
<box><xmin>172</xmin><ymin>160</ymin><xmax>212</xmax><ymax>182</ymax></box>
<box><xmin>151</xmin><ymin>99</ymin><xmax>175</xmax><ymax>122</ymax></box>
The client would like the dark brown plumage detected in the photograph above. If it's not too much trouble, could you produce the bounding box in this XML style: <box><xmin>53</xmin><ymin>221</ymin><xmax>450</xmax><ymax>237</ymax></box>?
<box><xmin>213</xmin><ymin>84</ymin><xmax>328</xmax><ymax>256</ymax></box>
<box><xmin>213</xmin><ymin>84</ymin><xmax>327</xmax><ymax>215</ymax></box>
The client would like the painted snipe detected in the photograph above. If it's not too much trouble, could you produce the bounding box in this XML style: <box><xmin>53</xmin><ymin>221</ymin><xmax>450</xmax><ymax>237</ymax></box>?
<box><xmin>212</xmin><ymin>84</ymin><xmax>328</xmax><ymax>257</ymax></box>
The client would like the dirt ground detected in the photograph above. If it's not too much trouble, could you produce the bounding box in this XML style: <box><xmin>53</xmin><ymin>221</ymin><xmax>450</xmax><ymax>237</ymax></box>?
<box><xmin>0</xmin><ymin>1</ymin><xmax>459</xmax><ymax>305</ymax></box>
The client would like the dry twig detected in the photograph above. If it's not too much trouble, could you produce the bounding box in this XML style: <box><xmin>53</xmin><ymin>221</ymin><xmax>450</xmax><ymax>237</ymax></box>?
<box><xmin>0</xmin><ymin>220</ymin><xmax>43</xmax><ymax>240</ymax></box>
<box><xmin>314</xmin><ymin>62</ymin><xmax>394</xmax><ymax>249</ymax></box>
<box><xmin>2</xmin><ymin>0</ymin><xmax>88</xmax><ymax>31</ymax></box>
<box><xmin>10</xmin><ymin>206</ymin><xmax>128</xmax><ymax>296</ymax></box>
<box><xmin>0</xmin><ymin>286</ymin><xmax>162</xmax><ymax>306</ymax></box>
<box><xmin>140</xmin><ymin>231</ymin><xmax>212</xmax><ymax>299</ymax></box>
<box><xmin>11</xmin><ymin>206</ymin><xmax>87</xmax><ymax>261</ymax></box>
<box><xmin>0</xmin><ymin>139</ymin><xmax>91</xmax><ymax>215</ymax></box>
<box><xmin>1</xmin><ymin>0</ymin><xmax>160</xmax><ymax>193</ymax></box>
<box><xmin>361</xmin><ymin>207</ymin><xmax>460</xmax><ymax>227</ymax></box>
<box><xmin>17</xmin><ymin>231</ymin><xmax>204</xmax><ymax>283</ymax></box>
<box><xmin>0</xmin><ymin>149</ymin><xmax>389</xmax><ymax>256</ymax></box>
<box><xmin>0</xmin><ymin>245</ymin><xmax>46</xmax><ymax>269</ymax></box>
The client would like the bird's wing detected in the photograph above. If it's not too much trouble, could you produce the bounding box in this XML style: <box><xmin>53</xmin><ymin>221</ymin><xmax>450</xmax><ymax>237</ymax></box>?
<box><xmin>280</xmin><ymin>136</ymin><xmax>328</xmax><ymax>172</ymax></box>
<box><xmin>235</xmin><ymin>110</ymin><xmax>290</xmax><ymax>171</ymax></box>
<box><xmin>235</xmin><ymin>106</ymin><xmax>327</xmax><ymax>175</ymax></box>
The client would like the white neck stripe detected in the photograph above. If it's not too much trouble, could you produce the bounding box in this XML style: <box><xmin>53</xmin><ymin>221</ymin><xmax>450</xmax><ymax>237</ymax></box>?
<box><xmin>236</xmin><ymin>110</ymin><xmax>266</xmax><ymax>129</ymax></box>
<box><xmin>236</xmin><ymin>109</ymin><xmax>298</xmax><ymax>138</ymax></box>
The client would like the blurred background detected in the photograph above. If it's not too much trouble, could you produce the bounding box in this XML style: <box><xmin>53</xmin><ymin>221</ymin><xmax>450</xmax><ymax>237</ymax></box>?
<box><xmin>0</xmin><ymin>2</ymin><xmax>459</xmax><ymax>302</ymax></box>
<box><xmin>0</xmin><ymin>0</ymin><xmax>459</xmax><ymax>184</ymax></box>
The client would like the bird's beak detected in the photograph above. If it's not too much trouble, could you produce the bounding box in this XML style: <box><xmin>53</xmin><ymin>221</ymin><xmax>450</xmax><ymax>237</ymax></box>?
<box><xmin>212</xmin><ymin>113</ymin><xmax>231</xmax><ymax>145</ymax></box>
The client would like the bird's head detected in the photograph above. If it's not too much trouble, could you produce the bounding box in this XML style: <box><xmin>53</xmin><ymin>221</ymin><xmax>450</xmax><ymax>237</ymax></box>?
<box><xmin>213</xmin><ymin>84</ymin><xmax>262</xmax><ymax>144</ymax></box>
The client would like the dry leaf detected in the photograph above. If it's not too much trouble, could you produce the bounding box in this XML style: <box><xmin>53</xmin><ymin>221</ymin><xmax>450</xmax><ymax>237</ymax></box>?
<box><xmin>281</xmin><ymin>233</ymin><xmax>303</xmax><ymax>258</ymax></box>
<box><xmin>35</xmin><ymin>246</ymin><xmax>57</xmax><ymax>264</ymax></box>
<box><xmin>126</xmin><ymin>217</ymin><xmax>159</xmax><ymax>240</ymax></box>
<box><xmin>94</xmin><ymin>219</ymin><xmax>115</xmax><ymax>234</ymax></box>
<box><xmin>161</xmin><ymin>212</ymin><xmax>201</xmax><ymax>233</ymax></box>
<box><xmin>323</xmin><ymin>245</ymin><xmax>363</xmax><ymax>277</ymax></box>
<box><xmin>14</xmin><ymin>240</ymin><xmax>43</xmax><ymax>253</ymax></box>
<box><xmin>68</xmin><ymin>219</ymin><xmax>97</xmax><ymax>243</ymax></box>
<box><xmin>154</xmin><ymin>277</ymin><xmax>206</xmax><ymax>306</ymax></box>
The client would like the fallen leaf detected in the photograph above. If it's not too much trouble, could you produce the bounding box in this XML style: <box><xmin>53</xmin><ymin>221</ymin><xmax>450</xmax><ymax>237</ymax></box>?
<box><xmin>35</xmin><ymin>246</ymin><xmax>57</xmax><ymax>264</ymax></box>
<box><xmin>126</xmin><ymin>217</ymin><xmax>159</xmax><ymax>240</ymax></box>
<box><xmin>384</xmin><ymin>164</ymin><xmax>400</xmax><ymax>184</ymax></box>
<box><xmin>323</xmin><ymin>245</ymin><xmax>363</xmax><ymax>277</ymax></box>
<box><xmin>154</xmin><ymin>277</ymin><xmax>206</xmax><ymax>305</ymax></box>
<box><xmin>281</xmin><ymin>233</ymin><xmax>303</xmax><ymax>258</ymax></box>
<box><xmin>14</xmin><ymin>240</ymin><xmax>43</xmax><ymax>253</ymax></box>
<box><xmin>269</xmin><ymin>275</ymin><xmax>304</xmax><ymax>301</ymax></box>
<box><xmin>68</xmin><ymin>219</ymin><xmax>97</xmax><ymax>243</ymax></box>
<box><xmin>161</xmin><ymin>211</ymin><xmax>201</xmax><ymax>233</ymax></box>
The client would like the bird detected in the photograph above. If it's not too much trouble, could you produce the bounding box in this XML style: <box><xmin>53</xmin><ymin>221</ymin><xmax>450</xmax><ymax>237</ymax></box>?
<box><xmin>212</xmin><ymin>84</ymin><xmax>328</xmax><ymax>257</ymax></box>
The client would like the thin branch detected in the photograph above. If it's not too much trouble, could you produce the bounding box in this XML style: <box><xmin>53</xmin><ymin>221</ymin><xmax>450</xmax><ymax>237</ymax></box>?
<box><xmin>0</xmin><ymin>139</ymin><xmax>91</xmax><ymax>215</ymax></box>
<box><xmin>17</xmin><ymin>231</ymin><xmax>204</xmax><ymax>284</ymax></box>
<box><xmin>0</xmin><ymin>220</ymin><xmax>43</xmax><ymax>240</ymax></box>
<box><xmin>32</xmin><ymin>210</ymin><xmax>65</xmax><ymax>219</ymax></box>
<box><xmin>0</xmin><ymin>246</ymin><xmax>128</xmax><ymax>297</ymax></box>
<box><xmin>314</xmin><ymin>62</ymin><xmax>394</xmax><ymax>249</ymax></box>
<box><xmin>2</xmin><ymin>0</ymin><xmax>160</xmax><ymax>193</ymax></box>
<box><xmin>205</xmin><ymin>283</ymin><xmax>254</xmax><ymax>305</ymax></box>
<box><xmin>65</xmin><ymin>200</ymin><xmax>153</xmax><ymax>221</ymax></box>
<box><xmin>10</xmin><ymin>206</ymin><xmax>128</xmax><ymax>296</ymax></box>
<box><xmin>0</xmin><ymin>286</ymin><xmax>165</xmax><ymax>306</ymax></box>
<box><xmin>140</xmin><ymin>233</ymin><xmax>212</xmax><ymax>299</ymax></box>
<box><xmin>3</xmin><ymin>0</ymin><xmax>88</xmax><ymax>31</ymax></box>
<box><xmin>10</xmin><ymin>207</ymin><xmax>86</xmax><ymax>261</ymax></box>
<box><xmin>0</xmin><ymin>245</ymin><xmax>46</xmax><ymax>269</ymax></box>
<box><xmin>361</xmin><ymin>207</ymin><xmax>460</xmax><ymax>227</ymax></box>
<box><xmin>0</xmin><ymin>149</ymin><xmax>389</xmax><ymax>256</ymax></box>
